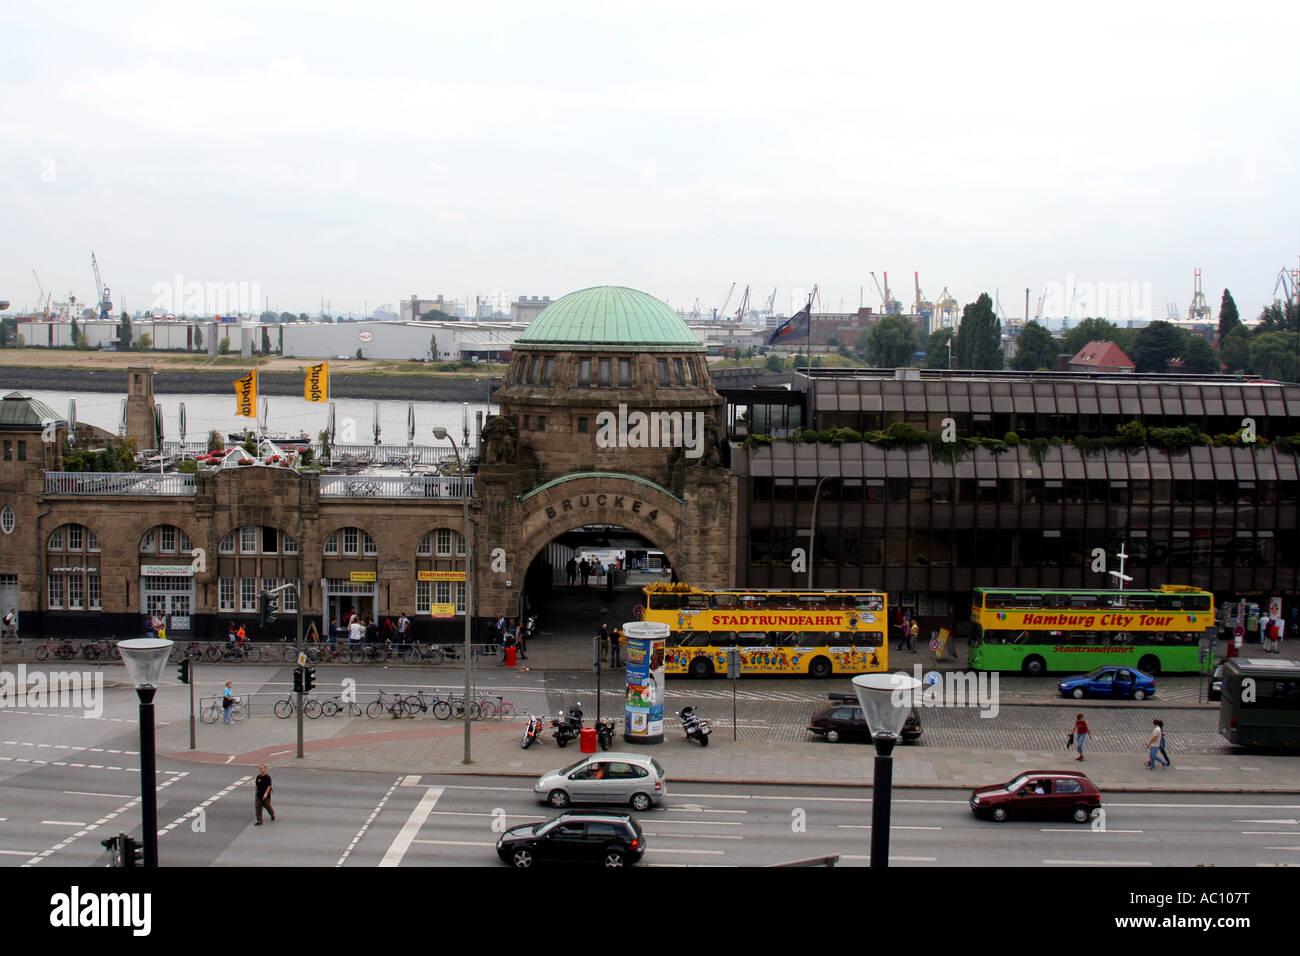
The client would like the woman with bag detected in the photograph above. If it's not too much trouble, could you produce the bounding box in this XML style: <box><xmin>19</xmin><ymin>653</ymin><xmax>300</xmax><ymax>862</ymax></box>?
<box><xmin>1072</xmin><ymin>713</ymin><xmax>1089</xmax><ymax>761</ymax></box>
<box><xmin>1157</xmin><ymin>719</ymin><xmax>1171</xmax><ymax>768</ymax></box>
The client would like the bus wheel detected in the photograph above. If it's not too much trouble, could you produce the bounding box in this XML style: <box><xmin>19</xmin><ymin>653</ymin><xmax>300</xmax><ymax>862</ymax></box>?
<box><xmin>1022</xmin><ymin>656</ymin><xmax>1046</xmax><ymax>677</ymax></box>
<box><xmin>808</xmin><ymin>657</ymin><xmax>832</xmax><ymax>679</ymax></box>
<box><xmin>1138</xmin><ymin>656</ymin><xmax>1160</xmax><ymax>675</ymax></box>
<box><xmin>689</xmin><ymin>657</ymin><xmax>714</xmax><ymax>679</ymax></box>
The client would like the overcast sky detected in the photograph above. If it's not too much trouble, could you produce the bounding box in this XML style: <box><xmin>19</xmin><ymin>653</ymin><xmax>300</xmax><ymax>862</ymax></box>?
<box><xmin>2</xmin><ymin>1</ymin><xmax>1297</xmax><ymax>323</ymax></box>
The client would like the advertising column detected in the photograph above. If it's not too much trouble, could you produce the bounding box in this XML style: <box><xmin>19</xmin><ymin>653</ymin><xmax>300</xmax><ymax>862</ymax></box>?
<box><xmin>622</xmin><ymin>620</ymin><xmax>667</xmax><ymax>744</ymax></box>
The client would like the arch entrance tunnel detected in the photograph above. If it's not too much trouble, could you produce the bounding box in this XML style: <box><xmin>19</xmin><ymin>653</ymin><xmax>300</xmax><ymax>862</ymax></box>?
<box><xmin>516</xmin><ymin>524</ymin><xmax>673</xmax><ymax>660</ymax></box>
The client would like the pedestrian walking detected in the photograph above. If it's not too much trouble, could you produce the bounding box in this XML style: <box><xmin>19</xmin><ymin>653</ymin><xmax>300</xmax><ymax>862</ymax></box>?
<box><xmin>222</xmin><ymin>680</ymin><xmax>235</xmax><ymax>724</ymax></box>
<box><xmin>1258</xmin><ymin>611</ymin><xmax>1270</xmax><ymax>647</ymax></box>
<box><xmin>1072</xmin><ymin>713</ymin><xmax>1089</xmax><ymax>761</ymax></box>
<box><xmin>254</xmin><ymin>764</ymin><xmax>275</xmax><ymax>825</ymax></box>
<box><xmin>1146</xmin><ymin>720</ymin><xmax>1168</xmax><ymax>769</ymax></box>
<box><xmin>566</xmin><ymin>557</ymin><xmax>577</xmax><ymax>587</ymax></box>
<box><xmin>909</xmin><ymin>619</ymin><xmax>919</xmax><ymax>653</ymax></box>
<box><xmin>396</xmin><ymin>612</ymin><xmax>410</xmax><ymax>655</ymax></box>
<box><xmin>2</xmin><ymin>607</ymin><xmax>16</xmax><ymax>642</ymax></box>
<box><xmin>611</xmin><ymin>626</ymin><xmax>624</xmax><ymax>667</ymax></box>
<box><xmin>348</xmin><ymin>615</ymin><xmax>363</xmax><ymax>646</ymax></box>
<box><xmin>598</xmin><ymin>623</ymin><xmax>610</xmax><ymax>663</ymax></box>
<box><xmin>514</xmin><ymin>617</ymin><xmax>528</xmax><ymax>660</ymax></box>
<box><xmin>500</xmin><ymin>624</ymin><xmax>517</xmax><ymax>662</ymax></box>
<box><xmin>1157</xmin><ymin>719</ymin><xmax>1171</xmax><ymax>768</ymax></box>
<box><xmin>329</xmin><ymin>617</ymin><xmax>340</xmax><ymax>646</ymax></box>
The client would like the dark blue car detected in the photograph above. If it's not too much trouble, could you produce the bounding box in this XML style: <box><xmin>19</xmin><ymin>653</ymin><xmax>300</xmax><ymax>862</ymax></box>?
<box><xmin>1057</xmin><ymin>666</ymin><xmax>1156</xmax><ymax>701</ymax></box>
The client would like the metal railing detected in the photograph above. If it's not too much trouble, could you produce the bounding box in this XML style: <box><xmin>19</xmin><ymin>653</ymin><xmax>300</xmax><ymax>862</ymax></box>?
<box><xmin>318</xmin><ymin>474</ymin><xmax>474</xmax><ymax>499</ymax></box>
<box><xmin>44</xmin><ymin>472</ymin><xmax>197</xmax><ymax>496</ymax></box>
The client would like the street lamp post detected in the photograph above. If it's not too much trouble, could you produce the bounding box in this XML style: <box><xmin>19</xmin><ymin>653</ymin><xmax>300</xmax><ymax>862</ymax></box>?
<box><xmin>807</xmin><ymin>474</ymin><xmax>830</xmax><ymax>588</ymax></box>
<box><xmin>852</xmin><ymin>672</ymin><xmax>921</xmax><ymax>868</ymax></box>
<box><xmin>433</xmin><ymin>427</ymin><xmax>473</xmax><ymax>764</ymax></box>
<box><xmin>117</xmin><ymin>637</ymin><xmax>174</xmax><ymax>868</ymax></box>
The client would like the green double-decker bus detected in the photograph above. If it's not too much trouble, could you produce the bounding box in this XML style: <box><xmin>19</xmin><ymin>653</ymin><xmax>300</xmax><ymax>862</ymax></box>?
<box><xmin>968</xmin><ymin>585</ymin><xmax>1215</xmax><ymax>676</ymax></box>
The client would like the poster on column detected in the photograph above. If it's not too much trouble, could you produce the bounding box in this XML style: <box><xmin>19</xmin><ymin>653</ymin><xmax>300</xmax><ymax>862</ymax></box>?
<box><xmin>623</xmin><ymin>621</ymin><xmax>667</xmax><ymax>743</ymax></box>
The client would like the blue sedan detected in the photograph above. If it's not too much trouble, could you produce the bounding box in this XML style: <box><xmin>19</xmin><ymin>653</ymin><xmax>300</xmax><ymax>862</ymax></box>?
<box><xmin>1057</xmin><ymin>666</ymin><xmax>1156</xmax><ymax>701</ymax></box>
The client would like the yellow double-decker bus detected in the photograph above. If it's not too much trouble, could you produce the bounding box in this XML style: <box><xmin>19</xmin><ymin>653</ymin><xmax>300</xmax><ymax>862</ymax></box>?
<box><xmin>639</xmin><ymin>583</ymin><xmax>888</xmax><ymax>679</ymax></box>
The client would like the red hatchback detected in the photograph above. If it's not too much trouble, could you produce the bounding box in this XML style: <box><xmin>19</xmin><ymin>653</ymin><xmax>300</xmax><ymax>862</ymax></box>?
<box><xmin>969</xmin><ymin>771</ymin><xmax>1101</xmax><ymax>824</ymax></box>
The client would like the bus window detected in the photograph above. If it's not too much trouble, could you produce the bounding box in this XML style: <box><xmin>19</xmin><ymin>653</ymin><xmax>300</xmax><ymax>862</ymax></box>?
<box><xmin>739</xmin><ymin>593</ymin><xmax>767</xmax><ymax>609</ymax></box>
<box><xmin>776</xmin><ymin>632</ymin><xmax>802</xmax><ymax>647</ymax></box>
<box><xmin>852</xmin><ymin>630</ymin><xmax>883</xmax><ymax>647</ymax></box>
<box><xmin>1013</xmin><ymin>594</ymin><xmax>1043</xmax><ymax>609</ymax></box>
<box><xmin>798</xmin><ymin>595</ymin><xmax>828</xmax><ymax>608</ymax></box>
<box><xmin>679</xmin><ymin>631</ymin><xmax>713</xmax><ymax>647</ymax></box>
<box><xmin>737</xmin><ymin>632</ymin><xmax>767</xmax><ymax>647</ymax></box>
<box><xmin>685</xmin><ymin>594</ymin><xmax>710</xmax><ymax>610</ymax></box>
<box><xmin>854</xmin><ymin>594</ymin><xmax>885</xmax><ymax>612</ymax></box>
<box><xmin>1044</xmin><ymin>593</ymin><xmax>1070</xmax><ymax>608</ymax></box>
<box><xmin>649</xmin><ymin>594</ymin><xmax>681</xmax><ymax>610</ymax></box>
<box><xmin>1127</xmin><ymin>595</ymin><xmax>1156</xmax><ymax>610</ymax></box>
<box><xmin>712</xmin><ymin>594</ymin><xmax>739</xmax><ymax>610</ymax></box>
<box><xmin>711</xmin><ymin>631</ymin><xmax>736</xmax><ymax>647</ymax></box>
<box><xmin>1103</xmin><ymin>593</ymin><xmax>1127</xmax><ymax>609</ymax></box>
<box><xmin>825</xmin><ymin>595</ymin><xmax>852</xmax><ymax>610</ymax></box>
<box><xmin>1155</xmin><ymin>595</ymin><xmax>1183</xmax><ymax>610</ymax></box>
<box><xmin>1069</xmin><ymin>594</ymin><xmax>1099</xmax><ymax>609</ymax></box>
<box><xmin>986</xmin><ymin>593</ymin><xmax>1013</xmax><ymax>610</ymax></box>
<box><xmin>1183</xmin><ymin>595</ymin><xmax>1212</xmax><ymax>611</ymax></box>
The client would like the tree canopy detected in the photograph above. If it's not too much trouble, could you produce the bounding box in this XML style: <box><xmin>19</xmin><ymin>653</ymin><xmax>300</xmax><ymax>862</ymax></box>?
<box><xmin>1218</xmin><ymin>289</ymin><xmax>1240</xmax><ymax>345</ymax></box>
<box><xmin>1220</xmin><ymin>324</ymin><xmax>1251</xmax><ymax>372</ymax></box>
<box><xmin>1180</xmin><ymin>335</ymin><xmax>1221</xmax><ymax>374</ymax></box>
<box><xmin>865</xmin><ymin>315</ymin><xmax>919</xmax><ymax>368</ymax></box>
<box><xmin>923</xmin><ymin>328</ymin><xmax>953</xmax><ymax>369</ymax></box>
<box><xmin>1130</xmin><ymin>320</ymin><xmax>1185</xmax><ymax>372</ymax></box>
<box><xmin>1250</xmin><ymin>331</ymin><xmax>1300</xmax><ymax>381</ymax></box>
<box><xmin>953</xmin><ymin>293</ymin><xmax>1003</xmax><ymax>370</ymax></box>
<box><xmin>1010</xmin><ymin>321</ymin><xmax>1059</xmax><ymax>371</ymax></box>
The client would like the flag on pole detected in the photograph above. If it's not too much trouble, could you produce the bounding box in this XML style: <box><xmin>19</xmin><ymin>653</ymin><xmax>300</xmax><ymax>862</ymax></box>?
<box><xmin>233</xmin><ymin>370</ymin><xmax>257</xmax><ymax>418</ymax></box>
<box><xmin>304</xmin><ymin>361</ymin><xmax>329</xmax><ymax>402</ymax></box>
<box><xmin>766</xmin><ymin>303</ymin><xmax>812</xmax><ymax>346</ymax></box>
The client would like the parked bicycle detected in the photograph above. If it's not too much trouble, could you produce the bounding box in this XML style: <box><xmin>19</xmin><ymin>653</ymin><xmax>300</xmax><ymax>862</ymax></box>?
<box><xmin>274</xmin><ymin>693</ymin><xmax>323</xmax><ymax>719</ymax></box>
<box><xmin>366</xmin><ymin>689</ymin><xmax>410</xmax><ymax>718</ymax></box>
<box><xmin>35</xmin><ymin>639</ymin><xmax>77</xmax><ymax>661</ymax></box>
<box><xmin>321</xmin><ymin>696</ymin><xmax>362</xmax><ymax>717</ymax></box>
<box><xmin>207</xmin><ymin>641</ymin><xmax>263</xmax><ymax>663</ymax></box>
<box><xmin>200</xmin><ymin>696</ymin><xmax>247</xmax><ymax>724</ymax></box>
<box><xmin>402</xmin><ymin>689</ymin><xmax>452</xmax><ymax>719</ymax></box>
<box><xmin>352</xmin><ymin>643</ymin><xmax>391</xmax><ymax>664</ymax></box>
<box><xmin>402</xmin><ymin>643</ymin><xmax>446</xmax><ymax>665</ymax></box>
<box><xmin>81</xmin><ymin>638</ymin><xmax>122</xmax><ymax>661</ymax></box>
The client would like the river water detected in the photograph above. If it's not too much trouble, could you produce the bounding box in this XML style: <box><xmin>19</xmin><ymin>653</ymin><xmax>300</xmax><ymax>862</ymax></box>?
<box><xmin>18</xmin><ymin>388</ymin><xmax>497</xmax><ymax>448</ymax></box>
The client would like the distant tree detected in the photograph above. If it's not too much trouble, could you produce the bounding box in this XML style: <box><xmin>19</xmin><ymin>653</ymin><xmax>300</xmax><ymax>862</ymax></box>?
<box><xmin>297</xmin><ymin>313</ymin><xmax>309</xmax><ymax>324</ymax></box>
<box><xmin>207</xmin><ymin>429</ymin><xmax>224</xmax><ymax>452</ymax></box>
<box><xmin>865</xmin><ymin>315</ymin><xmax>919</xmax><ymax>368</ymax></box>
<box><xmin>277</xmin><ymin>326</ymin><xmax>283</xmax><ymax>354</ymax></box>
<box><xmin>1221</xmin><ymin>324</ymin><xmax>1251</xmax><ymax>371</ymax></box>
<box><xmin>1249</xmin><ymin>331</ymin><xmax>1300</xmax><ymax>381</ymax></box>
<box><xmin>420</xmin><ymin>309</ymin><xmax>454</xmax><ymax>322</ymax></box>
<box><xmin>1181</xmin><ymin>335</ymin><xmax>1221</xmax><ymax>373</ymax></box>
<box><xmin>764</xmin><ymin>354</ymin><xmax>785</xmax><ymax>373</ymax></box>
<box><xmin>953</xmin><ymin>293</ymin><xmax>1003</xmax><ymax>370</ymax></box>
<box><xmin>1010</xmin><ymin>320</ymin><xmax>1059</xmax><ymax>371</ymax></box>
<box><xmin>261</xmin><ymin>327</ymin><xmax>272</xmax><ymax>355</ymax></box>
<box><xmin>923</xmin><ymin>328</ymin><xmax>953</xmax><ymax>369</ymax></box>
<box><xmin>1257</xmin><ymin>299</ymin><xmax>1300</xmax><ymax>334</ymax></box>
<box><xmin>193</xmin><ymin>323</ymin><xmax>204</xmax><ymax>351</ymax></box>
<box><xmin>1130</xmin><ymin>321</ymin><xmax>1186</xmax><ymax>372</ymax></box>
<box><xmin>826</xmin><ymin>336</ymin><xmax>839</xmax><ymax>348</ymax></box>
<box><xmin>118</xmin><ymin>312</ymin><xmax>132</xmax><ymax>350</ymax></box>
<box><xmin>0</xmin><ymin>317</ymin><xmax>12</xmax><ymax>348</ymax></box>
<box><xmin>135</xmin><ymin>332</ymin><xmax>152</xmax><ymax>350</ymax></box>
<box><xmin>218</xmin><ymin>336</ymin><xmax>231</xmax><ymax>355</ymax></box>
<box><xmin>70</xmin><ymin>315</ymin><xmax>81</xmax><ymax>347</ymax></box>
<box><xmin>1062</xmin><ymin>317</ymin><xmax>1122</xmax><ymax>357</ymax></box>
<box><xmin>429</xmin><ymin>333</ymin><xmax>437</xmax><ymax>360</ymax></box>
<box><xmin>1217</xmin><ymin>289</ymin><xmax>1241</xmax><ymax>345</ymax></box>
<box><xmin>280</xmin><ymin>312</ymin><xmax>296</xmax><ymax>324</ymax></box>
<box><xmin>260</xmin><ymin>310</ymin><xmax>278</xmax><ymax>323</ymax></box>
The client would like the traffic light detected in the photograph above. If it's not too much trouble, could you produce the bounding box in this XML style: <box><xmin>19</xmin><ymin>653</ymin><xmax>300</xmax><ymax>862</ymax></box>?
<box><xmin>101</xmin><ymin>833</ymin><xmax>142</xmax><ymax>867</ymax></box>
<box><xmin>259</xmin><ymin>591</ymin><xmax>279</xmax><ymax>626</ymax></box>
<box><xmin>177</xmin><ymin>658</ymin><xmax>190</xmax><ymax>684</ymax></box>
<box><xmin>121</xmin><ymin>834</ymin><xmax>142</xmax><ymax>867</ymax></box>
<box><xmin>292</xmin><ymin>666</ymin><xmax>304</xmax><ymax>694</ymax></box>
<box><xmin>303</xmin><ymin>666</ymin><xmax>316</xmax><ymax>694</ymax></box>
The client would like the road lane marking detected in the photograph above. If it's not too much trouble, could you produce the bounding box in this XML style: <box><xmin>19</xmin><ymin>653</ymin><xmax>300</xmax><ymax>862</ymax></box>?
<box><xmin>645</xmin><ymin>832</ymin><xmax>743</xmax><ymax>840</ymax></box>
<box><xmin>63</xmin><ymin>791</ymin><xmax>133</xmax><ymax>799</ymax></box>
<box><xmin>400</xmin><ymin>775</ymin><xmax>424</xmax><ymax>787</ymax></box>
<box><xmin>1243</xmin><ymin>831</ymin><xmax>1300</xmax><ymax>836</ymax></box>
<box><xmin>0</xmin><ymin>849</ymin><xmax>40</xmax><ymax>856</ymax></box>
<box><xmin>838</xmin><ymin>825</ymin><xmax>942</xmax><ymax>830</ymax></box>
<box><xmin>1261</xmin><ymin>846</ymin><xmax>1300</xmax><ymax>851</ymax></box>
<box><xmin>25</xmin><ymin>772</ymin><xmax>188</xmax><ymax>866</ymax></box>
<box><xmin>841</xmin><ymin>854</ymin><xmax>938</xmax><ymax>862</ymax></box>
<box><xmin>646</xmin><ymin>847</ymin><xmax>725</xmax><ymax>855</ymax></box>
<box><xmin>1041</xmin><ymin>828</ymin><xmax>1143</xmax><ymax>834</ymax></box>
<box><xmin>667</xmin><ymin>806</ymin><xmax>747</xmax><ymax>815</ymax></box>
<box><xmin>41</xmin><ymin>821</ymin><xmax>86</xmax><ymax>827</ymax></box>
<box><xmin>1043</xmin><ymin>859</ymin><xmax>1152</xmax><ymax>866</ymax></box>
<box><xmin>412</xmin><ymin>839</ymin><xmax>495</xmax><ymax>847</ymax></box>
<box><xmin>336</xmin><ymin>776</ymin><xmax>402</xmax><ymax>867</ymax></box>
<box><xmin>380</xmin><ymin>787</ymin><xmax>444</xmax><ymax>867</ymax></box>
<box><xmin>160</xmin><ymin>776</ymin><xmax>251</xmax><ymax>837</ymax></box>
<box><xmin>642</xmin><ymin>819</ymin><xmax>742</xmax><ymax>827</ymax></box>
<box><xmin>1237</xmin><ymin>819</ymin><xmax>1300</xmax><ymax>825</ymax></box>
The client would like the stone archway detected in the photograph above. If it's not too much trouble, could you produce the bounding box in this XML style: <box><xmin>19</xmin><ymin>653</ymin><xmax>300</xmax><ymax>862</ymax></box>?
<box><xmin>475</xmin><ymin>471</ymin><xmax>735</xmax><ymax>619</ymax></box>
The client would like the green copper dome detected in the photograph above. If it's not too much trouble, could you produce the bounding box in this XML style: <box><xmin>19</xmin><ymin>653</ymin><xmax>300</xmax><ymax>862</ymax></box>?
<box><xmin>518</xmin><ymin>286</ymin><xmax>700</xmax><ymax>348</ymax></box>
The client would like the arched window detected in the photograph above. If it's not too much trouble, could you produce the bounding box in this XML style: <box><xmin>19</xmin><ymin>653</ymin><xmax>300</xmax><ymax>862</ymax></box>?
<box><xmin>46</xmin><ymin>523</ymin><xmax>101</xmax><ymax>611</ymax></box>
<box><xmin>140</xmin><ymin>525</ymin><xmax>193</xmax><ymax>554</ymax></box>
<box><xmin>324</xmin><ymin>527</ymin><xmax>377</xmax><ymax>556</ymax></box>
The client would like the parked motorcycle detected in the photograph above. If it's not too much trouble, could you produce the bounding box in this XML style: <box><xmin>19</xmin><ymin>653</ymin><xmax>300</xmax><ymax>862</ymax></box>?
<box><xmin>521</xmin><ymin>714</ymin><xmax>545</xmax><ymax>749</ymax></box>
<box><xmin>677</xmin><ymin>706</ymin><xmax>712</xmax><ymax>747</ymax></box>
<box><xmin>552</xmin><ymin>704</ymin><xmax>584</xmax><ymax>747</ymax></box>
<box><xmin>596</xmin><ymin>717</ymin><xmax>616</xmax><ymax>750</ymax></box>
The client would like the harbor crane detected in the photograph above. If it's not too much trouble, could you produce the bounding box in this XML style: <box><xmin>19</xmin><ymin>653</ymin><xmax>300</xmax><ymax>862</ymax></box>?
<box><xmin>32</xmin><ymin>270</ymin><xmax>52</xmax><ymax>318</ymax></box>
<box><xmin>713</xmin><ymin>282</ymin><xmax>736</xmax><ymax>321</ymax></box>
<box><xmin>92</xmin><ymin>251</ymin><xmax>112</xmax><ymax>320</ymax></box>
<box><xmin>733</xmin><ymin>285</ymin><xmax>750</xmax><ymax>323</ymax></box>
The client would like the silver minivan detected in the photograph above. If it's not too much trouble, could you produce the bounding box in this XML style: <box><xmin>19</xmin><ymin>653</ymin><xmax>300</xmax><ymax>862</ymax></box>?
<box><xmin>533</xmin><ymin>752</ymin><xmax>667</xmax><ymax>811</ymax></box>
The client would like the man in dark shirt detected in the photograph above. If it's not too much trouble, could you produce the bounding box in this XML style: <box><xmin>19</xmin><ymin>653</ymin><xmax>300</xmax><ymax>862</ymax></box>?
<box><xmin>255</xmin><ymin>765</ymin><xmax>275</xmax><ymax>825</ymax></box>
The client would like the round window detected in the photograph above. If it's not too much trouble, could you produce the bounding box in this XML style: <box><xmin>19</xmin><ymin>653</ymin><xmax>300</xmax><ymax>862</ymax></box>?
<box><xmin>0</xmin><ymin>505</ymin><xmax>14</xmax><ymax>535</ymax></box>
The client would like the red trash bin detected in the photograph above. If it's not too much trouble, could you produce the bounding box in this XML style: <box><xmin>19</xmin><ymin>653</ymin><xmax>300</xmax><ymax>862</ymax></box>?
<box><xmin>580</xmin><ymin>727</ymin><xmax>597</xmax><ymax>753</ymax></box>
<box><xmin>506</xmin><ymin>646</ymin><xmax>517</xmax><ymax>667</ymax></box>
